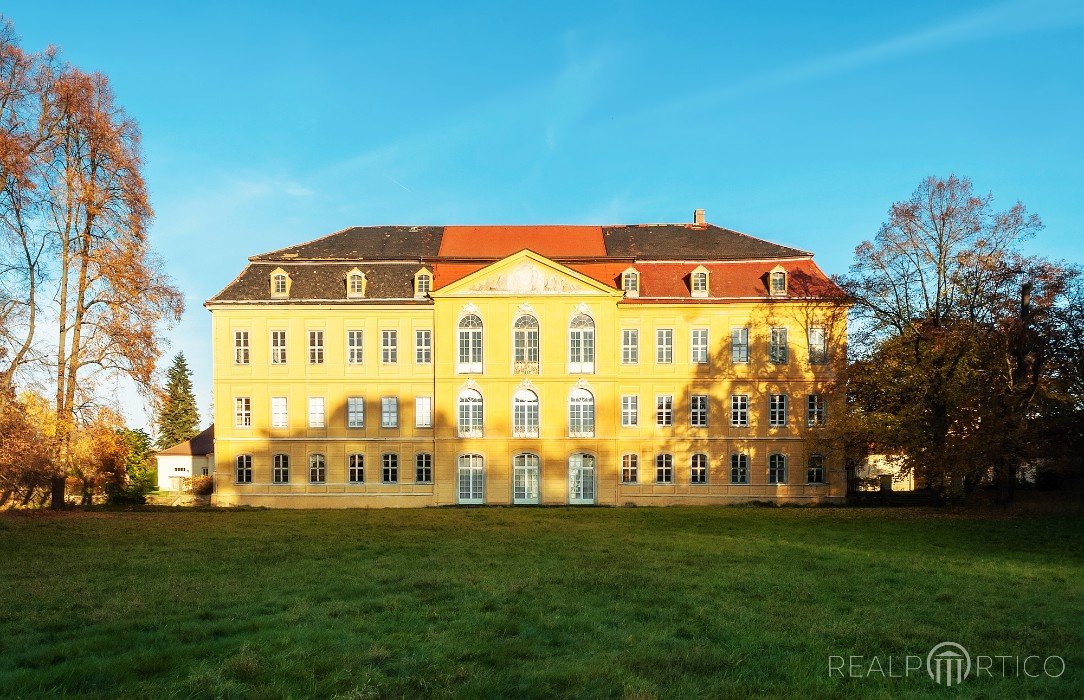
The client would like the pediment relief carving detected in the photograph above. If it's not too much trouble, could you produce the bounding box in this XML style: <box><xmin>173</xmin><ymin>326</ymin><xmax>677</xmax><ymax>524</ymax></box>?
<box><xmin>466</xmin><ymin>262</ymin><xmax>600</xmax><ymax>294</ymax></box>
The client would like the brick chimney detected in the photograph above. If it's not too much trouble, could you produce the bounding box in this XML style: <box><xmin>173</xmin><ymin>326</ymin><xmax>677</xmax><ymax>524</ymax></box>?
<box><xmin>693</xmin><ymin>209</ymin><xmax>706</xmax><ymax>225</ymax></box>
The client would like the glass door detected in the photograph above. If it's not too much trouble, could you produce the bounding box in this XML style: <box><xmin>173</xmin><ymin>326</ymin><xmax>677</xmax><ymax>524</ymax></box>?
<box><xmin>568</xmin><ymin>453</ymin><xmax>596</xmax><ymax>505</ymax></box>
<box><xmin>457</xmin><ymin>454</ymin><xmax>485</xmax><ymax>504</ymax></box>
<box><xmin>513</xmin><ymin>454</ymin><xmax>541</xmax><ymax>505</ymax></box>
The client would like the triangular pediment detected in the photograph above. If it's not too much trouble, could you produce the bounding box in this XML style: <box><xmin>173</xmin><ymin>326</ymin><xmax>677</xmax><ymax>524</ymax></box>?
<box><xmin>432</xmin><ymin>250</ymin><xmax>621</xmax><ymax>297</ymax></box>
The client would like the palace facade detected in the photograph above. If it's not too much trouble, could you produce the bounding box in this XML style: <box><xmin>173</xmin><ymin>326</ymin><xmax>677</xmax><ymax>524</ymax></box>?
<box><xmin>207</xmin><ymin>213</ymin><xmax>848</xmax><ymax>507</ymax></box>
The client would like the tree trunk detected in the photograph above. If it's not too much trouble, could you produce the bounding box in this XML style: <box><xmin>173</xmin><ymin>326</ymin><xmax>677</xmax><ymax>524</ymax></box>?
<box><xmin>49</xmin><ymin>475</ymin><xmax>65</xmax><ymax>509</ymax></box>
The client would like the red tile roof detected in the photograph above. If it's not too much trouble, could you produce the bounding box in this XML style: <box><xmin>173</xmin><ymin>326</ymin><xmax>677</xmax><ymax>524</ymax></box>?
<box><xmin>438</xmin><ymin>226</ymin><xmax>608</xmax><ymax>259</ymax></box>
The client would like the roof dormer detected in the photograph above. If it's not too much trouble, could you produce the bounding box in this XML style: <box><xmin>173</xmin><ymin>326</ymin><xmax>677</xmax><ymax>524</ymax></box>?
<box><xmin>346</xmin><ymin>268</ymin><xmax>367</xmax><ymax>299</ymax></box>
<box><xmin>414</xmin><ymin>267</ymin><xmax>433</xmax><ymax>298</ymax></box>
<box><xmin>270</xmin><ymin>268</ymin><xmax>291</xmax><ymax>298</ymax></box>
<box><xmin>690</xmin><ymin>265</ymin><xmax>710</xmax><ymax>298</ymax></box>
<box><xmin>621</xmin><ymin>267</ymin><xmax>640</xmax><ymax>298</ymax></box>
<box><xmin>769</xmin><ymin>265</ymin><xmax>787</xmax><ymax>297</ymax></box>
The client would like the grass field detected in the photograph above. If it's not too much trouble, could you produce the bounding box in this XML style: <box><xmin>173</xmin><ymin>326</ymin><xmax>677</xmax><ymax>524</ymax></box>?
<box><xmin>0</xmin><ymin>506</ymin><xmax>1081</xmax><ymax>698</ymax></box>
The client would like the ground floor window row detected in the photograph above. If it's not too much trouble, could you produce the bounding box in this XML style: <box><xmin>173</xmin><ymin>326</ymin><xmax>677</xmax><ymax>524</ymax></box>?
<box><xmin>233</xmin><ymin>451</ymin><xmax>828</xmax><ymax>489</ymax></box>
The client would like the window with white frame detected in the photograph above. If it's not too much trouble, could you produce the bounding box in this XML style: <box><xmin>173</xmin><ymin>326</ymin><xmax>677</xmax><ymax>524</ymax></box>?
<box><xmin>457</xmin><ymin>389</ymin><xmax>483</xmax><ymax>437</ymax></box>
<box><xmin>513</xmin><ymin>453</ymin><xmax>540</xmax><ymax>504</ymax></box>
<box><xmin>381</xmin><ymin>330</ymin><xmax>398</xmax><ymax>364</ymax></box>
<box><xmin>808</xmin><ymin>326</ymin><xmax>828</xmax><ymax>365</ymax></box>
<box><xmin>807</xmin><ymin>394</ymin><xmax>826</xmax><ymax>426</ymax></box>
<box><xmin>568</xmin><ymin>314</ymin><xmax>595</xmax><ymax>373</ymax></box>
<box><xmin>656</xmin><ymin>329</ymin><xmax>673</xmax><ymax>364</ymax></box>
<box><xmin>690</xmin><ymin>394</ymin><xmax>708</xmax><ymax>427</ymax></box>
<box><xmin>768</xmin><ymin>453</ymin><xmax>788</xmax><ymax>484</ymax></box>
<box><xmin>621</xmin><ymin>454</ymin><xmax>638</xmax><ymax>483</ymax></box>
<box><xmin>622</xmin><ymin>269</ymin><xmax>639</xmax><ymax>296</ymax></box>
<box><xmin>272</xmin><ymin>453</ymin><xmax>290</xmax><ymax>483</ymax></box>
<box><xmin>512</xmin><ymin>389</ymin><xmax>539</xmax><ymax>438</ymax></box>
<box><xmin>655</xmin><ymin>394</ymin><xmax>673</xmax><ymax>427</ymax></box>
<box><xmin>769</xmin><ymin>327</ymin><xmax>788</xmax><ymax>364</ymax></box>
<box><xmin>347</xmin><ymin>330</ymin><xmax>363</xmax><ymax>364</ymax></box>
<box><xmin>271</xmin><ymin>396</ymin><xmax>288</xmax><ymax>428</ymax></box>
<box><xmin>691</xmin><ymin>328</ymin><xmax>708</xmax><ymax>364</ymax></box>
<box><xmin>347</xmin><ymin>397</ymin><xmax>365</xmax><ymax>428</ymax></box>
<box><xmin>691</xmin><ymin>270</ymin><xmax>709</xmax><ymax>297</ymax></box>
<box><xmin>415</xmin><ymin>272</ymin><xmax>431</xmax><ymax>297</ymax></box>
<box><xmin>308</xmin><ymin>330</ymin><xmax>324</xmax><ymax>364</ymax></box>
<box><xmin>451</xmin><ymin>314</ymin><xmax>482</xmax><ymax>373</ymax></box>
<box><xmin>731</xmin><ymin>327</ymin><xmax>749</xmax><ymax>363</ymax></box>
<box><xmin>382</xmin><ymin>453</ymin><xmax>399</xmax><ymax>483</ymax></box>
<box><xmin>568</xmin><ymin>388</ymin><xmax>595</xmax><ymax>437</ymax></box>
<box><xmin>272</xmin><ymin>273</ymin><xmax>288</xmax><ymax>296</ymax></box>
<box><xmin>348</xmin><ymin>454</ymin><xmax>364</xmax><ymax>483</ymax></box>
<box><xmin>730</xmin><ymin>453</ymin><xmax>749</xmax><ymax>484</ymax></box>
<box><xmin>415</xmin><ymin>397</ymin><xmax>432</xmax><ymax>428</ymax></box>
<box><xmin>271</xmin><ymin>330</ymin><xmax>287</xmax><ymax>364</ymax></box>
<box><xmin>655</xmin><ymin>454</ymin><xmax>673</xmax><ymax>483</ymax></box>
<box><xmin>415</xmin><ymin>330</ymin><xmax>432</xmax><ymax>364</ymax></box>
<box><xmin>348</xmin><ymin>272</ymin><xmax>365</xmax><ymax>298</ymax></box>
<box><xmin>309</xmin><ymin>453</ymin><xmax>326</xmax><ymax>483</ymax></box>
<box><xmin>807</xmin><ymin>454</ymin><xmax>825</xmax><ymax>484</ymax></box>
<box><xmin>769</xmin><ymin>394</ymin><xmax>788</xmax><ymax>427</ymax></box>
<box><xmin>621</xmin><ymin>395</ymin><xmax>639</xmax><ymax>427</ymax></box>
<box><xmin>730</xmin><ymin>394</ymin><xmax>749</xmax><ymax>427</ymax></box>
<box><xmin>381</xmin><ymin>397</ymin><xmax>398</xmax><ymax>428</ymax></box>
<box><xmin>621</xmin><ymin>329</ymin><xmax>639</xmax><ymax>364</ymax></box>
<box><xmin>234</xmin><ymin>331</ymin><xmax>250</xmax><ymax>365</ymax></box>
<box><xmin>415</xmin><ymin>452</ymin><xmax>433</xmax><ymax>483</ymax></box>
<box><xmin>235</xmin><ymin>454</ymin><xmax>252</xmax><ymax>483</ymax></box>
<box><xmin>691</xmin><ymin>453</ymin><xmax>708</xmax><ymax>484</ymax></box>
<box><xmin>513</xmin><ymin>315</ymin><xmax>539</xmax><ymax>373</ymax></box>
<box><xmin>457</xmin><ymin>454</ymin><xmax>485</xmax><ymax>504</ymax></box>
<box><xmin>308</xmin><ymin>397</ymin><xmax>325</xmax><ymax>428</ymax></box>
<box><xmin>234</xmin><ymin>397</ymin><xmax>251</xmax><ymax>428</ymax></box>
<box><xmin>770</xmin><ymin>270</ymin><xmax>787</xmax><ymax>295</ymax></box>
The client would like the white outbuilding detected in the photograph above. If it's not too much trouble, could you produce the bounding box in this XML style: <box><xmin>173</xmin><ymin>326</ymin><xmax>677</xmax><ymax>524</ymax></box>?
<box><xmin>156</xmin><ymin>425</ymin><xmax>215</xmax><ymax>491</ymax></box>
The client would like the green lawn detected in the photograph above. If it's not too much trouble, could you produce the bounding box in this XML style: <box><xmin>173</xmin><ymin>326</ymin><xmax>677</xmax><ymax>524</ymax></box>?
<box><xmin>0</xmin><ymin>506</ymin><xmax>1080</xmax><ymax>698</ymax></box>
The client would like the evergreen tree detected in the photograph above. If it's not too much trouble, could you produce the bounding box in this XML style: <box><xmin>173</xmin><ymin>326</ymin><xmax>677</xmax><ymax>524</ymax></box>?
<box><xmin>156</xmin><ymin>353</ymin><xmax>200</xmax><ymax>449</ymax></box>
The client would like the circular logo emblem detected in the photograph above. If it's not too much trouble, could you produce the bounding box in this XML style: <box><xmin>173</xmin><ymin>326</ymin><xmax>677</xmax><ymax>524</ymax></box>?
<box><xmin>927</xmin><ymin>642</ymin><xmax>972</xmax><ymax>686</ymax></box>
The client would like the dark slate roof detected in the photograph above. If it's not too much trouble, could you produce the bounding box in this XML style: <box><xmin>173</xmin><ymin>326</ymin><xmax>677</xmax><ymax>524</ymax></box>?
<box><xmin>601</xmin><ymin>225</ymin><xmax>810</xmax><ymax>260</ymax></box>
<box><xmin>158</xmin><ymin>425</ymin><xmax>214</xmax><ymax>456</ymax></box>
<box><xmin>252</xmin><ymin>226</ymin><xmax>443</xmax><ymax>261</ymax></box>
<box><xmin>208</xmin><ymin>263</ymin><xmax>423</xmax><ymax>303</ymax></box>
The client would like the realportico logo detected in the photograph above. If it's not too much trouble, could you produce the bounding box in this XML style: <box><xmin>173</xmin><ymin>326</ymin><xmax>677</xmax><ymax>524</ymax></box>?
<box><xmin>829</xmin><ymin>641</ymin><xmax>1066</xmax><ymax>686</ymax></box>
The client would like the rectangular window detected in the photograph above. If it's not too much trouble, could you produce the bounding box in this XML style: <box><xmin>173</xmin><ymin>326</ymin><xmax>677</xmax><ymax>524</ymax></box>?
<box><xmin>807</xmin><ymin>394</ymin><xmax>826</xmax><ymax>426</ymax></box>
<box><xmin>308</xmin><ymin>330</ymin><xmax>324</xmax><ymax>364</ymax></box>
<box><xmin>621</xmin><ymin>395</ymin><xmax>639</xmax><ymax>427</ymax></box>
<box><xmin>307</xmin><ymin>397</ymin><xmax>325</xmax><ymax>428</ymax></box>
<box><xmin>415</xmin><ymin>453</ymin><xmax>433</xmax><ymax>483</ymax></box>
<box><xmin>415</xmin><ymin>330</ymin><xmax>432</xmax><ymax>364</ymax></box>
<box><xmin>655</xmin><ymin>454</ymin><xmax>673</xmax><ymax>484</ymax></box>
<box><xmin>381</xmin><ymin>397</ymin><xmax>398</xmax><ymax>428</ymax></box>
<box><xmin>621</xmin><ymin>454</ymin><xmax>638</xmax><ymax>484</ymax></box>
<box><xmin>235</xmin><ymin>455</ymin><xmax>252</xmax><ymax>484</ymax></box>
<box><xmin>271</xmin><ymin>330</ymin><xmax>287</xmax><ymax>364</ymax></box>
<box><xmin>309</xmin><ymin>454</ymin><xmax>326</xmax><ymax>484</ymax></box>
<box><xmin>730</xmin><ymin>454</ymin><xmax>749</xmax><ymax>484</ymax></box>
<box><xmin>656</xmin><ymin>395</ymin><xmax>673</xmax><ymax>427</ymax></box>
<box><xmin>731</xmin><ymin>327</ymin><xmax>749</xmax><ymax>363</ymax></box>
<box><xmin>348</xmin><ymin>454</ymin><xmax>364</xmax><ymax>483</ymax></box>
<box><xmin>691</xmin><ymin>454</ymin><xmax>708</xmax><ymax>484</ymax></box>
<box><xmin>381</xmin><ymin>330</ymin><xmax>398</xmax><ymax>364</ymax></box>
<box><xmin>769</xmin><ymin>394</ymin><xmax>788</xmax><ymax>427</ymax></box>
<box><xmin>730</xmin><ymin>394</ymin><xmax>749</xmax><ymax>427</ymax></box>
<box><xmin>769</xmin><ymin>327</ymin><xmax>788</xmax><ymax>364</ymax></box>
<box><xmin>273</xmin><ymin>454</ymin><xmax>289</xmax><ymax>484</ymax></box>
<box><xmin>347</xmin><ymin>330</ymin><xmax>363</xmax><ymax>364</ymax></box>
<box><xmin>621</xmin><ymin>329</ymin><xmax>639</xmax><ymax>364</ymax></box>
<box><xmin>656</xmin><ymin>329</ymin><xmax>673</xmax><ymax>364</ymax></box>
<box><xmin>691</xmin><ymin>328</ymin><xmax>709</xmax><ymax>364</ymax></box>
<box><xmin>234</xmin><ymin>331</ymin><xmax>250</xmax><ymax>365</ymax></box>
<box><xmin>690</xmin><ymin>394</ymin><xmax>708</xmax><ymax>427</ymax></box>
<box><xmin>271</xmin><ymin>396</ymin><xmax>288</xmax><ymax>428</ymax></box>
<box><xmin>809</xmin><ymin>326</ymin><xmax>828</xmax><ymax>365</ymax></box>
<box><xmin>415</xmin><ymin>397</ymin><xmax>432</xmax><ymax>428</ymax></box>
<box><xmin>347</xmin><ymin>397</ymin><xmax>365</xmax><ymax>428</ymax></box>
<box><xmin>807</xmin><ymin>454</ymin><xmax>825</xmax><ymax>484</ymax></box>
<box><xmin>234</xmin><ymin>397</ymin><xmax>251</xmax><ymax>428</ymax></box>
<box><xmin>382</xmin><ymin>453</ymin><xmax>399</xmax><ymax>483</ymax></box>
<box><xmin>769</xmin><ymin>455</ymin><xmax>788</xmax><ymax>484</ymax></box>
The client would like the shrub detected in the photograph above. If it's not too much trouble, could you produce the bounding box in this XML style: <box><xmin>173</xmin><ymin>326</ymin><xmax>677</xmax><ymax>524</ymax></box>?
<box><xmin>185</xmin><ymin>475</ymin><xmax>213</xmax><ymax>495</ymax></box>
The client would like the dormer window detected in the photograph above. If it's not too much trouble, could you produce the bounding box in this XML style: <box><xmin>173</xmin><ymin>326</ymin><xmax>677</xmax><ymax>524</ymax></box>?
<box><xmin>621</xmin><ymin>268</ymin><xmax>639</xmax><ymax>297</ymax></box>
<box><xmin>346</xmin><ymin>268</ymin><xmax>367</xmax><ymax>299</ymax></box>
<box><xmin>690</xmin><ymin>266</ymin><xmax>709</xmax><ymax>298</ymax></box>
<box><xmin>270</xmin><ymin>268</ymin><xmax>290</xmax><ymax>298</ymax></box>
<box><xmin>770</xmin><ymin>267</ymin><xmax>787</xmax><ymax>296</ymax></box>
<box><xmin>414</xmin><ymin>268</ymin><xmax>433</xmax><ymax>298</ymax></box>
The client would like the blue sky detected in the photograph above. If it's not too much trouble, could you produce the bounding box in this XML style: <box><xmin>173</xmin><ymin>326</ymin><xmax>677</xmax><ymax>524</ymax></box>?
<box><xmin>5</xmin><ymin>0</ymin><xmax>1083</xmax><ymax>431</ymax></box>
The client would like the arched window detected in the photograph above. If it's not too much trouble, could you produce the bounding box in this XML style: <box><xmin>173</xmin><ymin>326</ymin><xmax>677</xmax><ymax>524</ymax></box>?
<box><xmin>457</xmin><ymin>388</ymin><xmax>483</xmax><ymax>437</ymax></box>
<box><xmin>415</xmin><ymin>272</ymin><xmax>432</xmax><ymax>297</ymax></box>
<box><xmin>513</xmin><ymin>453</ymin><xmax>540</xmax><ymax>504</ymax></box>
<box><xmin>770</xmin><ymin>270</ymin><xmax>787</xmax><ymax>296</ymax></box>
<box><xmin>272</xmin><ymin>454</ymin><xmax>290</xmax><ymax>484</ymax></box>
<box><xmin>458</xmin><ymin>314</ymin><xmax>483</xmax><ymax>373</ymax></box>
<box><xmin>271</xmin><ymin>273</ymin><xmax>288</xmax><ymax>297</ymax></box>
<box><xmin>622</xmin><ymin>269</ymin><xmax>639</xmax><ymax>297</ymax></box>
<box><xmin>308</xmin><ymin>453</ymin><xmax>326</xmax><ymax>484</ymax></box>
<box><xmin>568</xmin><ymin>388</ymin><xmax>595</xmax><ymax>437</ymax></box>
<box><xmin>513</xmin><ymin>388</ymin><xmax>540</xmax><ymax>438</ymax></box>
<box><xmin>347</xmin><ymin>272</ymin><xmax>365</xmax><ymax>298</ymax></box>
<box><xmin>768</xmin><ymin>453</ymin><xmax>788</xmax><ymax>484</ymax></box>
<box><xmin>568</xmin><ymin>313</ymin><xmax>595</xmax><ymax>374</ymax></box>
<box><xmin>457</xmin><ymin>454</ymin><xmax>485</xmax><ymax>504</ymax></box>
<box><xmin>691</xmin><ymin>268</ymin><xmax>709</xmax><ymax>298</ymax></box>
<box><xmin>513</xmin><ymin>315</ymin><xmax>540</xmax><ymax>373</ymax></box>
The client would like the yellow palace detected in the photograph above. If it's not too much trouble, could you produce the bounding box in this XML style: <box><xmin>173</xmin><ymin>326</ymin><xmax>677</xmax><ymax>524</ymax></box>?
<box><xmin>206</xmin><ymin>212</ymin><xmax>848</xmax><ymax>507</ymax></box>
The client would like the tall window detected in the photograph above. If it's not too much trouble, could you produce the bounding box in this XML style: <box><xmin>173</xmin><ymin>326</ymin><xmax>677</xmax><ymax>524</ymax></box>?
<box><xmin>730</xmin><ymin>394</ymin><xmax>749</xmax><ymax>427</ymax></box>
<box><xmin>807</xmin><ymin>394</ymin><xmax>826</xmax><ymax>426</ymax></box>
<box><xmin>691</xmin><ymin>454</ymin><xmax>708</xmax><ymax>484</ymax></box>
<box><xmin>272</xmin><ymin>454</ymin><xmax>290</xmax><ymax>483</ymax></box>
<box><xmin>691</xmin><ymin>328</ymin><xmax>708</xmax><ymax>364</ymax></box>
<box><xmin>621</xmin><ymin>329</ymin><xmax>639</xmax><ymax>364</ymax></box>
<box><xmin>655</xmin><ymin>454</ymin><xmax>673</xmax><ymax>483</ymax></box>
<box><xmin>458</xmin><ymin>389</ymin><xmax>483</xmax><ymax>437</ymax></box>
<box><xmin>235</xmin><ymin>455</ymin><xmax>252</xmax><ymax>484</ymax></box>
<box><xmin>513</xmin><ymin>453</ymin><xmax>540</xmax><ymax>504</ymax></box>
<box><xmin>731</xmin><ymin>327</ymin><xmax>749</xmax><ymax>363</ymax></box>
<box><xmin>568</xmin><ymin>388</ymin><xmax>595</xmax><ymax>437</ymax></box>
<box><xmin>381</xmin><ymin>330</ymin><xmax>398</xmax><ymax>364</ymax></box>
<box><xmin>415</xmin><ymin>273</ymin><xmax>431</xmax><ymax>296</ymax></box>
<box><xmin>568</xmin><ymin>314</ymin><xmax>595</xmax><ymax>374</ymax></box>
<box><xmin>730</xmin><ymin>453</ymin><xmax>749</xmax><ymax>484</ymax></box>
<box><xmin>271</xmin><ymin>397</ymin><xmax>288</xmax><ymax>428</ymax></box>
<box><xmin>272</xmin><ymin>273</ymin><xmax>288</xmax><ymax>295</ymax></box>
<box><xmin>382</xmin><ymin>453</ymin><xmax>399</xmax><ymax>483</ymax></box>
<box><xmin>457</xmin><ymin>314</ymin><xmax>484</xmax><ymax>373</ymax></box>
<box><xmin>513</xmin><ymin>315</ymin><xmax>539</xmax><ymax>373</ymax></box>
<box><xmin>234</xmin><ymin>331</ymin><xmax>250</xmax><ymax>364</ymax></box>
<box><xmin>656</xmin><ymin>329</ymin><xmax>673</xmax><ymax>364</ymax></box>
<box><xmin>770</xmin><ymin>270</ymin><xmax>787</xmax><ymax>295</ymax></box>
<box><xmin>769</xmin><ymin>327</ymin><xmax>788</xmax><ymax>364</ymax></box>
<box><xmin>690</xmin><ymin>394</ymin><xmax>708</xmax><ymax>427</ymax></box>
<box><xmin>655</xmin><ymin>395</ymin><xmax>673</xmax><ymax>427</ymax></box>
<box><xmin>769</xmin><ymin>394</ymin><xmax>788</xmax><ymax>427</ymax></box>
<box><xmin>271</xmin><ymin>330</ymin><xmax>287</xmax><ymax>364</ymax></box>
<box><xmin>621</xmin><ymin>395</ymin><xmax>639</xmax><ymax>427</ymax></box>
<box><xmin>348</xmin><ymin>454</ymin><xmax>364</xmax><ymax>483</ymax></box>
<box><xmin>622</xmin><ymin>270</ymin><xmax>639</xmax><ymax>296</ymax></box>
<box><xmin>309</xmin><ymin>454</ymin><xmax>326</xmax><ymax>483</ymax></box>
<box><xmin>768</xmin><ymin>454</ymin><xmax>788</xmax><ymax>484</ymax></box>
<box><xmin>347</xmin><ymin>397</ymin><xmax>365</xmax><ymax>428</ymax></box>
<box><xmin>348</xmin><ymin>272</ymin><xmax>365</xmax><ymax>297</ymax></box>
<box><xmin>415</xmin><ymin>330</ymin><xmax>432</xmax><ymax>364</ymax></box>
<box><xmin>308</xmin><ymin>330</ymin><xmax>324</xmax><ymax>364</ymax></box>
<box><xmin>512</xmin><ymin>389</ymin><xmax>539</xmax><ymax>438</ymax></box>
<box><xmin>415</xmin><ymin>453</ymin><xmax>433</xmax><ymax>483</ymax></box>
<box><xmin>308</xmin><ymin>397</ymin><xmax>325</xmax><ymax>428</ymax></box>
<box><xmin>457</xmin><ymin>454</ymin><xmax>485</xmax><ymax>504</ymax></box>
<box><xmin>415</xmin><ymin>397</ymin><xmax>432</xmax><ymax>428</ymax></box>
<box><xmin>234</xmin><ymin>397</ymin><xmax>251</xmax><ymax>428</ymax></box>
<box><xmin>691</xmin><ymin>270</ymin><xmax>709</xmax><ymax>295</ymax></box>
<box><xmin>807</xmin><ymin>454</ymin><xmax>825</xmax><ymax>484</ymax></box>
<box><xmin>621</xmin><ymin>454</ymin><xmax>639</xmax><ymax>484</ymax></box>
<box><xmin>381</xmin><ymin>397</ymin><xmax>398</xmax><ymax>428</ymax></box>
<box><xmin>347</xmin><ymin>330</ymin><xmax>363</xmax><ymax>364</ymax></box>
<box><xmin>808</xmin><ymin>327</ymin><xmax>828</xmax><ymax>365</ymax></box>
